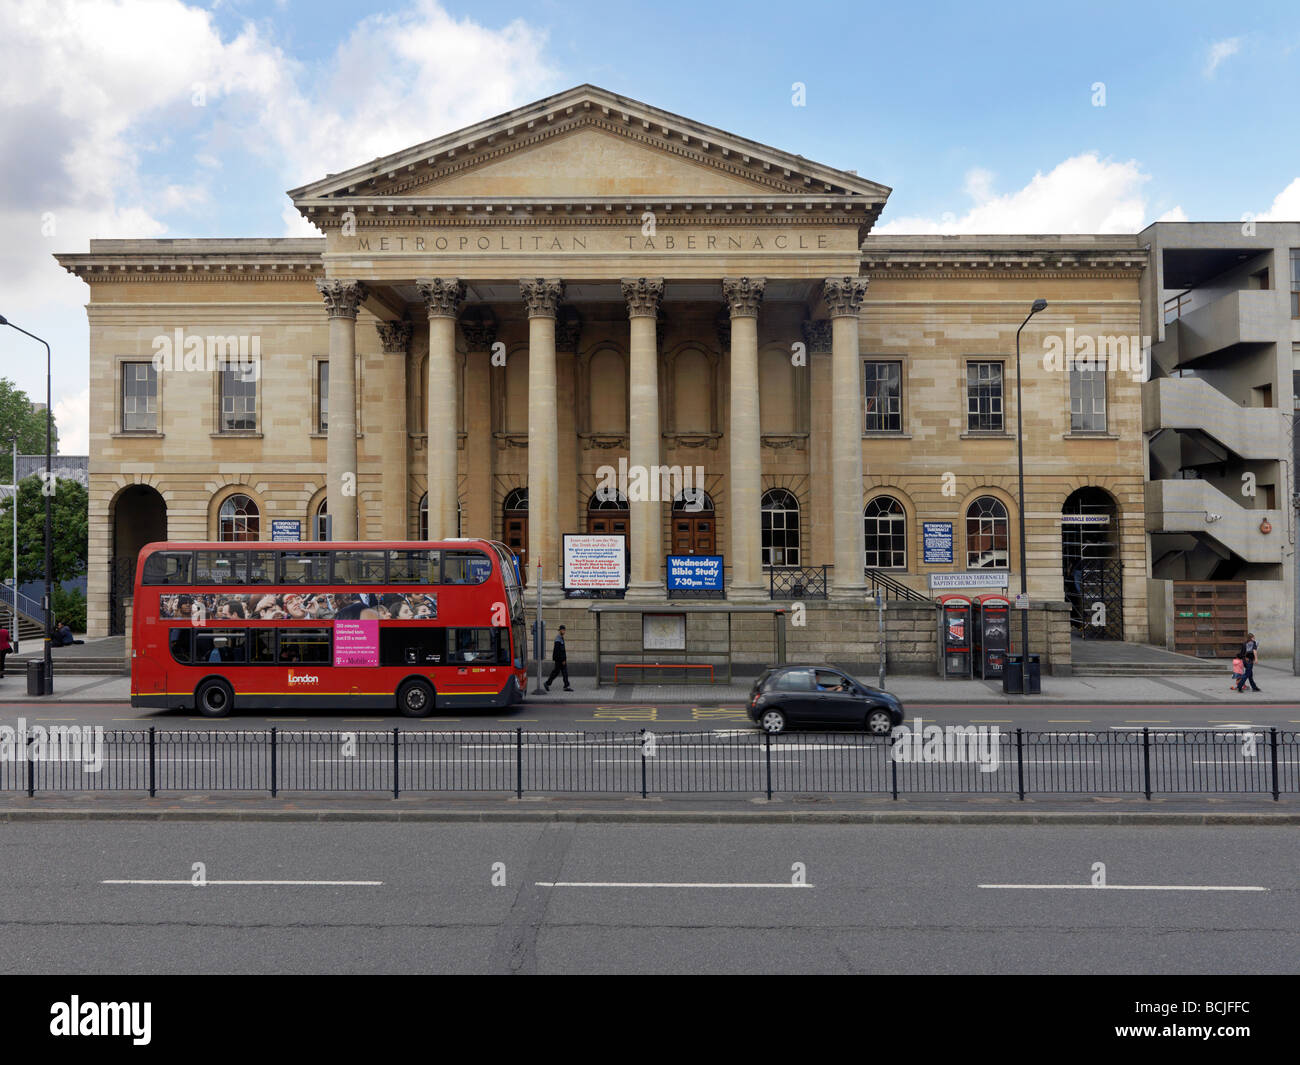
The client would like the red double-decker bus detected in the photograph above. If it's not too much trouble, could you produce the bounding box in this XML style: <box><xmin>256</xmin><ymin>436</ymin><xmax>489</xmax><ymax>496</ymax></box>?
<box><xmin>130</xmin><ymin>539</ymin><xmax>527</xmax><ymax>717</ymax></box>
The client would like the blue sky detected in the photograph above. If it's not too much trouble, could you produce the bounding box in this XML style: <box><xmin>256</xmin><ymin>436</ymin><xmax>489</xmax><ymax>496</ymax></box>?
<box><xmin>2</xmin><ymin>0</ymin><xmax>1298</xmax><ymax>451</ymax></box>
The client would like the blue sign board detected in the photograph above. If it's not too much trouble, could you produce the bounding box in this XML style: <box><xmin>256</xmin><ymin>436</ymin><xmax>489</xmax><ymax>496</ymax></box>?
<box><xmin>922</xmin><ymin>522</ymin><xmax>953</xmax><ymax>564</ymax></box>
<box><xmin>271</xmin><ymin>519</ymin><xmax>302</xmax><ymax>542</ymax></box>
<box><xmin>666</xmin><ymin>554</ymin><xmax>724</xmax><ymax>591</ymax></box>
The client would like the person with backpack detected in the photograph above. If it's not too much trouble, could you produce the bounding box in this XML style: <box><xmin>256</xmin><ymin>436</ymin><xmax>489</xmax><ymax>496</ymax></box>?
<box><xmin>1235</xmin><ymin>633</ymin><xmax>1260</xmax><ymax>693</ymax></box>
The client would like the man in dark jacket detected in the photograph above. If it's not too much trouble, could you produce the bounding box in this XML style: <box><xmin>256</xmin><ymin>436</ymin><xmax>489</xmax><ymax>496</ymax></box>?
<box><xmin>545</xmin><ymin>625</ymin><xmax>572</xmax><ymax>692</ymax></box>
<box><xmin>1235</xmin><ymin>632</ymin><xmax>1260</xmax><ymax>692</ymax></box>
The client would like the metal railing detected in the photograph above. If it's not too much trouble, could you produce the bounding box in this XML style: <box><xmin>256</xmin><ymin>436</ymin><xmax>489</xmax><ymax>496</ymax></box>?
<box><xmin>2</xmin><ymin>728</ymin><xmax>1295</xmax><ymax>800</ymax></box>
<box><xmin>865</xmin><ymin>568</ymin><xmax>931</xmax><ymax>602</ymax></box>
<box><xmin>766</xmin><ymin>565</ymin><xmax>829</xmax><ymax>599</ymax></box>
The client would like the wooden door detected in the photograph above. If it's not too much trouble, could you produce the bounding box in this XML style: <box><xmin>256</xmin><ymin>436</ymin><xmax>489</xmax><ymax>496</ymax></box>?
<box><xmin>672</xmin><ymin>515</ymin><xmax>715</xmax><ymax>554</ymax></box>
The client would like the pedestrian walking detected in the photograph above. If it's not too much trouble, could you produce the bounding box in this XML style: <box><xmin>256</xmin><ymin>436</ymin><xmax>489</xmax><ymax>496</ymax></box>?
<box><xmin>544</xmin><ymin>624</ymin><xmax>573</xmax><ymax>692</ymax></box>
<box><xmin>0</xmin><ymin>624</ymin><xmax>11</xmax><ymax>678</ymax></box>
<box><xmin>1230</xmin><ymin>656</ymin><xmax>1244</xmax><ymax>691</ymax></box>
<box><xmin>1235</xmin><ymin>632</ymin><xmax>1260</xmax><ymax>693</ymax></box>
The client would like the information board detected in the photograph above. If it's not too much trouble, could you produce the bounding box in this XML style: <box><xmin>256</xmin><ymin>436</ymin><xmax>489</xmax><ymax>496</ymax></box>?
<box><xmin>665</xmin><ymin>554</ymin><xmax>723</xmax><ymax>591</ymax></box>
<box><xmin>562</xmin><ymin>534</ymin><xmax>627</xmax><ymax>590</ymax></box>
<box><xmin>271</xmin><ymin>519</ymin><xmax>302</xmax><ymax>542</ymax></box>
<box><xmin>922</xmin><ymin>522</ymin><xmax>954</xmax><ymax>564</ymax></box>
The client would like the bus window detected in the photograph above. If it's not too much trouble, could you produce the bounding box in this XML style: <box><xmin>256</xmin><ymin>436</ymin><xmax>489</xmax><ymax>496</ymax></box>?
<box><xmin>334</xmin><ymin>551</ymin><xmax>386</xmax><ymax>584</ymax></box>
<box><xmin>388</xmin><ymin>549</ymin><xmax>438</xmax><ymax>584</ymax></box>
<box><xmin>246</xmin><ymin>551</ymin><xmax>277</xmax><ymax>584</ymax></box>
<box><xmin>169</xmin><ymin>628</ymin><xmax>192</xmax><ymax>664</ymax></box>
<box><xmin>250</xmin><ymin>629</ymin><xmax>276</xmax><ymax>663</ymax></box>
<box><xmin>446</xmin><ymin>627</ymin><xmax>502</xmax><ymax>664</ymax></box>
<box><xmin>443</xmin><ymin>550</ymin><xmax>491</xmax><ymax>585</ymax></box>
<box><xmin>278</xmin><ymin>628</ymin><xmax>331</xmax><ymax>664</ymax></box>
<box><xmin>279</xmin><ymin>551</ymin><xmax>328</xmax><ymax>584</ymax></box>
<box><xmin>380</xmin><ymin>627</ymin><xmax>444</xmax><ymax>667</ymax></box>
<box><xmin>194</xmin><ymin>629</ymin><xmax>247</xmax><ymax>664</ymax></box>
<box><xmin>195</xmin><ymin>551</ymin><xmax>243</xmax><ymax>584</ymax></box>
<box><xmin>143</xmin><ymin>552</ymin><xmax>193</xmax><ymax>585</ymax></box>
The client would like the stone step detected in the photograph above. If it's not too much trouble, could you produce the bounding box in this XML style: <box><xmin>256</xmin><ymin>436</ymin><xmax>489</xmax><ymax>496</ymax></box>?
<box><xmin>1073</xmin><ymin>663</ymin><xmax>1225</xmax><ymax>677</ymax></box>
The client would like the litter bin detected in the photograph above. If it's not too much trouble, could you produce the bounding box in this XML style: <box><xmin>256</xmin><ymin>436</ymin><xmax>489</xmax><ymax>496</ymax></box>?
<box><xmin>1024</xmin><ymin>653</ymin><xmax>1041</xmax><ymax>695</ymax></box>
<box><xmin>1003</xmin><ymin>653</ymin><xmax>1023</xmax><ymax>694</ymax></box>
<box><xmin>26</xmin><ymin>659</ymin><xmax>45</xmax><ymax>697</ymax></box>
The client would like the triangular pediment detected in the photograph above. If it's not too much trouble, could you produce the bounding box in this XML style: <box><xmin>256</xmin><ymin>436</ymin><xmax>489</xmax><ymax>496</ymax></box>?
<box><xmin>289</xmin><ymin>85</ymin><xmax>890</xmax><ymax>218</ymax></box>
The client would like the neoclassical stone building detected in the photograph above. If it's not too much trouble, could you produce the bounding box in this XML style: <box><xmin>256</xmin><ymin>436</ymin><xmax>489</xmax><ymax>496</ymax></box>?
<box><xmin>59</xmin><ymin>85</ymin><xmax>1150</xmax><ymax>661</ymax></box>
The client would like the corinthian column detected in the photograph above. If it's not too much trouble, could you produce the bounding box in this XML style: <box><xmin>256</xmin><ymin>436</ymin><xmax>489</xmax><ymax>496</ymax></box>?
<box><xmin>622</xmin><ymin>277</ymin><xmax>665</xmax><ymax>597</ymax></box>
<box><xmin>316</xmin><ymin>278</ymin><xmax>368</xmax><ymax>540</ymax></box>
<box><xmin>723</xmin><ymin>276</ymin><xmax>765</xmax><ymax>599</ymax></box>
<box><xmin>417</xmin><ymin>278</ymin><xmax>465</xmax><ymax>541</ymax></box>
<box><xmin>375</xmin><ymin>319</ymin><xmax>413</xmax><ymax>541</ymax></box>
<box><xmin>823</xmin><ymin>276</ymin><xmax>870</xmax><ymax>599</ymax></box>
<box><xmin>520</xmin><ymin>278</ymin><xmax>564</xmax><ymax>589</ymax></box>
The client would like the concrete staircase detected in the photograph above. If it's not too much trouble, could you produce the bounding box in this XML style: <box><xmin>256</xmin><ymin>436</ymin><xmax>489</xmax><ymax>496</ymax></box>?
<box><xmin>1071</xmin><ymin>637</ymin><xmax>1227</xmax><ymax>677</ymax></box>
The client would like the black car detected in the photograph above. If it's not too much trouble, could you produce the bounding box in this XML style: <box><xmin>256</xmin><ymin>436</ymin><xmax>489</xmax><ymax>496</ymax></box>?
<box><xmin>747</xmin><ymin>665</ymin><xmax>905</xmax><ymax>735</ymax></box>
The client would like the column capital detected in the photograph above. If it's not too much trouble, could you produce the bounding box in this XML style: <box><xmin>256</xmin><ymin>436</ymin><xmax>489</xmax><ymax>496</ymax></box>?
<box><xmin>458</xmin><ymin>311</ymin><xmax>498</xmax><ymax>352</ymax></box>
<box><xmin>722</xmin><ymin>276</ymin><xmax>766</xmax><ymax>318</ymax></box>
<box><xmin>316</xmin><ymin>279</ymin><xmax>369</xmax><ymax>319</ymax></box>
<box><xmin>800</xmin><ymin>319</ymin><xmax>833</xmax><ymax>355</ymax></box>
<box><xmin>520</xmin><ymin>277</ymin><xmax>565</xmax><ymax>318</ymax></box>
<box><xmin>375</xmin><ymin>319</ymin><xmax>413</xmax><ymax>354</ymax></box>
<box><xmin>417</xmin><ymin>278</ymin><xmax>466</xmax><ymax>319</ymax></box>
<box><xmin>621</xmin><ymin>277</ymin><xmax>665</xmax><ymax>319</ymax></box>
<box><xmin>822</xmin><ymin>276</ymin><xmax>870</xmax><ymax>318</ymax></box>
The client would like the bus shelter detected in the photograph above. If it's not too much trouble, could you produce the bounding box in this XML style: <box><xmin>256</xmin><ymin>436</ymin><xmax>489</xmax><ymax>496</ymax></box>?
<box><xmin>589</xmin><ymin>603</ymin><xmax>788</xmax><ymax>687</ymax></box>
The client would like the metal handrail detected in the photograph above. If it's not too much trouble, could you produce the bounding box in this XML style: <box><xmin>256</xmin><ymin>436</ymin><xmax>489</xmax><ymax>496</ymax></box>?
<box><xmin>865</xmin><ymin>569</ymin><xmax>931</xmax><ymax>602</ymax></box>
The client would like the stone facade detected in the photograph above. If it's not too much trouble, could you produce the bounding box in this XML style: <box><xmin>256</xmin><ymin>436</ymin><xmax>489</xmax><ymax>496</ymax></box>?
<box><xmin>58</xmin><ymin>86</ymin><xmax>1150</xmax><ymax>670</ymax></box>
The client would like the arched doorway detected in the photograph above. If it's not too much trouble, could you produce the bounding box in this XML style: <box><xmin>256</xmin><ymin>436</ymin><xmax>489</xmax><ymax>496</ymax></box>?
<box><xmin>672</xmin><ymin>490</ymin><xmax>715</xmax><ymax>554</ymax></box>
<box><xmin>1062</xmin><ymin>487</ymin><xmax>1122</xmax><ymax>639</ymax></box>
<box><xmin>110</xmin><ymin>484</ymin><xmax>167</xmax><ymax>635</ymax></box>
<box><xmin>502</xmin><ymin>487</ymin><xmax>528</xmax><ymax>583</ymax></box>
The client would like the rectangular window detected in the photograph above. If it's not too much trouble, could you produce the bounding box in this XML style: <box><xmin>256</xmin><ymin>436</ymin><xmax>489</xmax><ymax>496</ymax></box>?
<box><xmin>445</xmin><ymin>627</ymin><xmax>504</xmax><ymax>665</ymax></box>
<box><xmin>442</xmin><ymin>550</ymin><xmax>492</xmax><ymax>585</ymax></box>
<box><xmin>250</xmin><ymin>629</ymin><xmax>276</xmax><ymax>663</ymax></box>
<box><xmin>1069</xmin><ymin>368</ymin><xmax>1107</xmax><ymax>432</ymax></box>
<box><xmin>276</xmin><ymin>627</ymin><xmax>331</xmax><ymax>664</ymax></box>
<box><xmin>193</xmin><ymin>629</ymin><xmax>247</xmax><ymax>665</ymax></box>
<box><xmin>278</xmin><ymin>551</ymin><xmax>330</xmax><ymax>585</ymax></box>
<box><xmin>220</xmin><ymin>365</ymin><xmax>258</xmax><ymax>432</ymax></box>
<box><xmin>967</xmin><ymin>361</ymin><xmax>1004</xmax><ymax>432</ymax></box>
<box><xmin>121</xmin><ymin>362</ymin><xmax>158</xmax><ymax>432</ymax></box>
<box><xmin>317</xmin><ymin>360</ymin><xmax>329</xmax><ymax>433</ymax></box>
<box><xmin>169</xmin><ymin>628</ymin><xmax>192</xmax><ymax>664</ymax></box>
<box><xmin>194</xmin><ymin>551</ymin><xmax>243</xmax><ymax>584</ymax></box>
<box><xmin>1291</xmin><ymin>250</ymin><xmax>1300</xmax><ymax>318</ymax></box>
<box><xmin>862</xmin><ymin>361</ymin><xmax>903</xmax><ymax>432</ymax></box>
<box><xmin>143</xmin><ymin>552</ymin><xmax>193</xmax><ymax>585</ymax></box>
<box><xmin>246</xmin><ymin>551</ymin><xmax>276</xmax><ymax>585</ymax></box>
<box><xmin>333</xmin><ymin>550</ymin><xmax>387</xmax><ymax>584</ymax></box>
<box><xmin>380</xmin><ymin>627</ymin><xmax>445</xmax><ymax>667</ymax></box>
<box><xmin>388</xmin><ymin>549</ymin><xmax>438</xmax><ymax>584</ymax></box>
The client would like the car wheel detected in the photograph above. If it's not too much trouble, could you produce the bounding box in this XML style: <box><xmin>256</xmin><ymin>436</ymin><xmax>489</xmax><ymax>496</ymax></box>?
<box><xmin>397</xmin><ymin>678</ymin><xmax>435</xmax><ymax>718</ymax></box>
<box><xmin>759</xmin><ymin>708</ymin><xmax>787</xmax><ymax>734</ymax></box>
<box><xmin>866</xmin><ymin>708</ymin><xmax>893</xmax><ymax>735</ymax></box>
<box><xmin>195</xmin><ymin>678</ymin><xmax>234</xmax><ymax>718</ymax></box>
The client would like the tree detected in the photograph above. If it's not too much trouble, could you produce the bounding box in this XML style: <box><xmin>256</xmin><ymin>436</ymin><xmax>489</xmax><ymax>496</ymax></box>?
<box><xmin>0</xmin><ymin>475</ymin><xmax>88</xmax><ymax>585</ymax></box>
<box><xmin>0</xmin><ymin>377</ymin><xmax>59</xmax><ymax>484</ymax></box>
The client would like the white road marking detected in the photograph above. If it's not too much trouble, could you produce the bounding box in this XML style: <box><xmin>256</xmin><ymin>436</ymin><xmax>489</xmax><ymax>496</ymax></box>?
<box><xmin>979</xmin><ymin>883</ymin><xmax>1266</xmax><ymax>892</ymax></box>
<box><xmin>536</xmin><ymin>881</ymin><xmax>814</xmax><ymax>889</ymax></box>
<box><xmin>102</xmin><ymin>879</ymin><xmax>383</xmax><ymax>886</ymax></box>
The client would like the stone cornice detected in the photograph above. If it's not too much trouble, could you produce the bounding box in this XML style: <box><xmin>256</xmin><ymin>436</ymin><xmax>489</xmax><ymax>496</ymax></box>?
<box><xmin>860</xmin><ymin>244</ymin><xmax>1147</xmax><ymax>277</ymax></box>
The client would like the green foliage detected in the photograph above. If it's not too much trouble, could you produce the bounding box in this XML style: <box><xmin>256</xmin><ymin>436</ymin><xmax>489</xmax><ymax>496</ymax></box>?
<box><xmin>0</xmin><ymin>475</ymin><xmax>88</xmax><ymax>585</ymax></box>
<box><xmin>53</xmin><ymin>585</ymin><xmax>87</xmax><ymax>633</ymax></box>
<box><xmin>0</xmin><ymin>378</ymin><xmax>58</xmax><ymax>483</ymax></box>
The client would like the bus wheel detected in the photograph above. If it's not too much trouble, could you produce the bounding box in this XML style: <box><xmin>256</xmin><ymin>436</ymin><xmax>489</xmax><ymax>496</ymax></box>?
<box><xmin>195</xmin><ymin>679</ymin><xmax>234</xmax><ymax>718</ymax></box>
<box><xmin>397</xmin><ymin>678</ymin><xmax>434</xmax><ymax>718</ymax></box>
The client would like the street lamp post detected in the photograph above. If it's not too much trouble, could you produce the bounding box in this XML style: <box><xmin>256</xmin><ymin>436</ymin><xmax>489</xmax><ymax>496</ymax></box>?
<box><xmin>0</xmin><ymin>315</ymin><xmax>54</xmax><ymax>693</ymax></box>
<box><xmin>1013</xmin><ymin>299</ymin><xmax>1048</xmax><ymax>693</ymax></box>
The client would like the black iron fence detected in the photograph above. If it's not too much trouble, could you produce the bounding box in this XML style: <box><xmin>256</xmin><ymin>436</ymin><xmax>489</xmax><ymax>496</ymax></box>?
<box><xmin>1</xmin><ymin>728</ymin><xmax>1296</xmax><ymax>800</ymax></box>
<box><xmin>767</xmin><ymin>565</ymin><xmax>829</xmax><ymax>599</ymax></box>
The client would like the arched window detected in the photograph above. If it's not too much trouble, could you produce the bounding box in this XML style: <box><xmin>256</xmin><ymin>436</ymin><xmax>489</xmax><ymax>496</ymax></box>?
<box><xmin>419</xmin><ymin>494</ymin><xmax>462</xmax><ymax>539</ymax></box>
<box><xmin>314</xmin><ymin>499</ymin><xmax>328</xmax><ymax>541</ymax></box>
<box><xmin>672</xmin><ymin>490</ymin><xmax>714</xmax><ymax>513</ymax></box>
<box><xmin>588</xmin><ymin>490</ymin><xmax>629</xmax><ymax>510</ymax></box>
<box><xmin>966</xmin><ymin>496</ymin><xmax>1009</xmax><ymax>569</ymax></box>
<box><xmin>761</xmin><ymin>489</ymin><xmax>800</xmax><ymax>567</ymax></box>
<box><xmin>864</xmin><ymin>496</ymin><xmax>906</xmax><ymax>569</ymax></box>
<box><xmin>502</xmin><ymin>487</ymin><xmax>529</xmax><ymax>579</ymax></box>
<box><xmin>218</xmin><ymin>494</ymin><xmax>259</xmax><ymax>541</ymax></box>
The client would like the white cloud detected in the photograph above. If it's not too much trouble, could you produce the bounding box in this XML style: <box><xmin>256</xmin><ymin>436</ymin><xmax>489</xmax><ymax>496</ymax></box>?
<box><xmin>876</xmin><ymin>153</ymin><xmax>1178</xmax><ymax>234</ymax></box>
<box><xmin>0</xmin><ymin>0</ymin><xmax>560</xmax><ymax>451</ymax></box>
<box><xmin>1257</xmin><ymin>177</ymin><xmax>1300</xmax><ymax>221</ymax></box>
<box><xmin>1205</xmin><ymin>37</ymin><xmax>1242</xmax><ymax>77</ymax></box>
<box><xmin>53</xmin><ymin>387</ymin><xmax>90</xmax><ymax>454</ymax></box>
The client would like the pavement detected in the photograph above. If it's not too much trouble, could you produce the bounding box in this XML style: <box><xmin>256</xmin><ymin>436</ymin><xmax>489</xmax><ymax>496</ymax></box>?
<box><xmin>2</xmin><ymin>662</ymin><xmax>1296</xmax><ymax>704</ymax></box>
